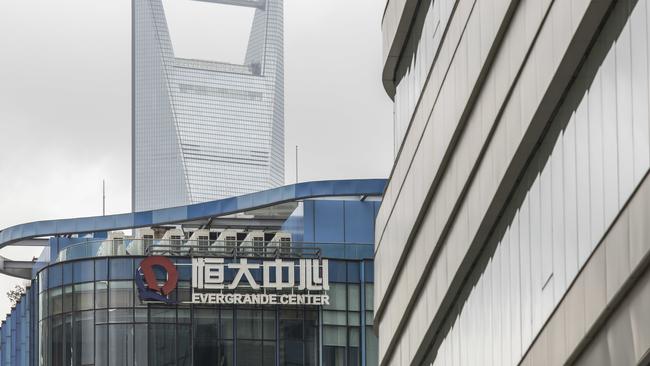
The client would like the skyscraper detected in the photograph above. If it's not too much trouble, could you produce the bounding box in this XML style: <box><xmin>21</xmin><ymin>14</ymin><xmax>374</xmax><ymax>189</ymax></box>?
<box><xmin>133</xmin><ymin>0</ymin><xmax>284</xmax><ymax>212</ymax></box>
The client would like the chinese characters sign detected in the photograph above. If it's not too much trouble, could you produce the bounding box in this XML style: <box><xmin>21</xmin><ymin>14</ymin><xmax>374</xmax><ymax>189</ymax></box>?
<box><xmin>190</xmin><ymin>258</ymin><xmax>330</xmax><ymax>305</ymax></box>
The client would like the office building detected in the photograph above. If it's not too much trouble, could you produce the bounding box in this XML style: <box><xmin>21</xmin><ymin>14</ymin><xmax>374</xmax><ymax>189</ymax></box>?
<box><xmin>0</xmin><ymin>179</ymin><xmax>384</xmax><ymax>365</ymax></box>
<box><xmin>133</xmin><ymin>0</ymin><xmax>285</xmax><ymax>211</ymax></box>
<box><xmin>375</xmin><ymin>0</ymin><xmax>650</xmax><ymax>365</ymax></box>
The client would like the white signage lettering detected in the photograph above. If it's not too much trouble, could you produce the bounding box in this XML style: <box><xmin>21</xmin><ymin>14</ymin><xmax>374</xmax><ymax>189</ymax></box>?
<box><xmin>191</xmin><ymin>293</ymin><xmax>331</xmax><ymax>306</ymax></box>
<box><xmin>228</xmin><ymin>259</ymin><xmax>260</xmax><ymax>290</ymax></box>
<box><xmin>298</xmin><ymin>259</ymin><xmax>329</xmax><ymax>291</ymax></box>
<box><xmin>263</xmin><ymin>259</ymin><xmax>295</xmax><ymax>290</ymax></box>
<box><xmin>190</xmin><ymin>258</ymin><xmax>330</xmax><ymax>306</ymax></box>
<box><xmin>192</xmin><ymin>258</ymin><xmax>225</xmax><ymax>289</ymax></box>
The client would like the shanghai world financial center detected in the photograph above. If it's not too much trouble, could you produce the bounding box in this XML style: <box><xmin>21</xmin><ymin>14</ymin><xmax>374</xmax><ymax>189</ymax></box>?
<box><xmin>132</xmin><ymin>0</ymin><xmax>285</xmax><ymax>211</ymax></box>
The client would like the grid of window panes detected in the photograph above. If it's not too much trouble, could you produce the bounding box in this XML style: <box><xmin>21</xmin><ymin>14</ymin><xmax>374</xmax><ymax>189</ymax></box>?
<box><xmin>133</xmin><ymin>0</ymin><xmax>285</xmax><ymax>211</ymax></box>
<box><xmin>0</xmin><ymin>284</ymin><xmax>33</xmax><ymax>366</ymax></box>
<box><xmin>36</xmin><ymin>257</ymin><xmax>377</xmax><ymax>366</ymax></box>
<box><xmin>322</xmin><ymin>283</ymin><xmax>377</xmax><ymax>366</ymax></box>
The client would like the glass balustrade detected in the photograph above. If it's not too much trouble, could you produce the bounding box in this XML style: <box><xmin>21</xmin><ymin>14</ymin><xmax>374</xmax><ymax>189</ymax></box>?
<box><xmin>55</xmin><ymin>239</ymin><xmax>374</xmax><ymax>262</ymax></box>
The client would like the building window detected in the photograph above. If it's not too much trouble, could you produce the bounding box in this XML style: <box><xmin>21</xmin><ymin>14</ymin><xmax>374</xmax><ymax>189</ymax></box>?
<box><xmin>95</xmin><ymin>324</ymin><xmax>107</xmax><ymax>366</ymax></box>
<box><xmin>34</xmin><ymin>258</ymin><xmax>374</xmax><ymax>366</ymax></box>
<box><xmin>109</xmin><ymin>324</ymin><xmax>134</xmax><ymax>366</ymax></box>
<box><xmin>193</xmin><ymin>308</ymin><xmax>220</xmax><ymax>365</ymax></box>
<box><xmin>49</xmin><ymin>288</ymin><xmax>63</xmax><ymax>316</ymax></box>
<box><xmin>134</xmin><ymin>324</ymin><xmax>148</xmax><ymax>366</ymax></box>
<box><xmin>109</xmin><ymin>281</ymin><xmax>134</xmax><ymax>308</ymax></box>
<box><xmin>73</xmin><ymin>310</ymin><xmax>94</xmax><ymax>366</ymax></box>
<box><xmin>279</xmin><ymin>309</ymin><xmax>304</xmax><ymax>365</ymax></box>
<box><xmin>73</xmin><ymin>283</ymin><xmax>94</xmax><ymax>311</ymax></box>
<box><xmin>149</xmin><ymin>323</ymin><xmax>175</xmax><ymax>366</ymax></box>
<box><xmin>323</xmin><ymin>325</ymin><xmax>346</xmax><ymax>366</ymax></box>
<box><xmin>95</xmin><ymin>281</ymin><xmax>108</xmax><ymax>309</ymax></box>
<box><xmin>177</xmin><ymin>325</ymin><xmax>192</xmax><ymax>366</ymax></box>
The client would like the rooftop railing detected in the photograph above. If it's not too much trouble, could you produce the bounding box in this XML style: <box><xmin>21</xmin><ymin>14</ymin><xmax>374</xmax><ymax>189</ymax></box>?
<box><xmin>55</xmin><ymin>238</ymin><xmax>374</xmax><ymax>263</ymax></box>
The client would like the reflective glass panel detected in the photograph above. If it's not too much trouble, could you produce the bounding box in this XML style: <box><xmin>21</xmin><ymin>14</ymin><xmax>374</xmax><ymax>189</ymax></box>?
<box><xmin>193</xmin><ymin>308</ymin><xmax>219</xmax><ymax>366</ymax></box>
<box><xmin>221</xmin><ymin>308</ymin><xmax>234</xmax><ymax>339</ymax></box>
<box><xmin>149</xmin><ymin>323</ymin><xmax>175</xmax><ymax>366</ymax></box>
<box><xmin>134</xmin><ymin>324</ymin><xmax>148</xmax><ymax>366</ymax></box>
<box><xmin>237</xmin><ymin>340</ymin><xmax>262</xmax><ymax>365</ymax></box>
<box><xmin>95</xmin><ymin>281</ymin><xmax>108</xmax><ymax>309</ymax></box>
<box><xmin>109</xmin><ymin>324</ymin><xmax>133</xmax><ymax>366</ymax></box>
<box><xmin>95</xmin><ymin>324</ymin><xmax>107</xmax><ymax>366</ymax></box>
<box><xmin>109</xmin><ymin>281</ymin><xmax>133</xmax><ymax>308</ymax></box>
<box><xmin>73</xmin><ymin>310</ymin><xmax>93</xmax><ymax>366</ymax></box>
<box><xmin>177</xmin><ymin>325</ymin><xmax>191</xmax><ymax>366</ymax></box>
<box><xmin>73</xmin><ymin>283</ymin><xmax>94</xmax><ymax>311</ymax></box>
<box><xmin>49</xmin><ymin>288</ymin><xmax>63</xmax><ymax>316</ymax></box>
<box><xmin>237</xmin><ymin>309</ymin><xmax>262</xmax><ymax>340</ymax></box>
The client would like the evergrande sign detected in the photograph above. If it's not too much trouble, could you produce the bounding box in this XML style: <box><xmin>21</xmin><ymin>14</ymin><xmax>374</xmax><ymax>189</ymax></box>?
<box><xmin>136</xmin><ymin>256</ymin><xmax>330</xmax><ymax>306</ymax></box>
<box><xmin>191</xmin><ymin>258</ymin><xmax>330</xmax><ymax>306</ymax></box>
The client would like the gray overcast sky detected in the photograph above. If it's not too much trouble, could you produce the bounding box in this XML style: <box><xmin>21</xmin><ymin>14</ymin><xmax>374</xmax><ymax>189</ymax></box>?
<box><xmin>0</xmin><ymin>0</ymin><xmax>393</xmax><ymax>316</ymax></box>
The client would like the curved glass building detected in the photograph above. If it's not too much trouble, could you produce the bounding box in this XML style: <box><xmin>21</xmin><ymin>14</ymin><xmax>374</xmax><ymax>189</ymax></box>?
<box><xmin>0</xmin><ymin>179</ymin><xmax>385</xmax><ymax>366</ymax></box>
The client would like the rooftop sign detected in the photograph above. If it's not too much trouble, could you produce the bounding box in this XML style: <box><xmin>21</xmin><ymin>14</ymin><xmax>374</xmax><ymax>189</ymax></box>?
<box><xmin>192</xmin><ymin>258</ymin><xmax>330</xmax><ymax>305</ymax></box>
<box><xmin>136</xmin><ymin>256</ymin><xmax>330</xmax><ymax>306</ymax></box>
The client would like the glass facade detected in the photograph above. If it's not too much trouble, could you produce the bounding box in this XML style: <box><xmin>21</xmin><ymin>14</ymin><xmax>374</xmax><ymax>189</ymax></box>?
<box><xmin>0</xmin><ymin>184</ymin><xmax>385</xmax><ymax>366</ymax></box>
<box><xmin>0</xmin><ymin>286</ymin><xmax>33</xmax><ymax>366</ymax></box>
<box><xmin>133</xmin><ymin>0</ymin><xmax>285</xmax><ymax>211</ymax></box>
<box><xmin>33</xmin><ymin>257</ymin><xmax>376</xmax><ymax>366</ymax></box>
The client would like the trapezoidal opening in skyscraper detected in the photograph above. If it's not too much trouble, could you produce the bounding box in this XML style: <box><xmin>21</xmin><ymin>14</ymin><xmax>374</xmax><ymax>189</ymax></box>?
<box><xmin>133</xmin><ymin>0</ymin><xmax>285</xmax><ymax>212</ymax></box>
<box><xmin>162</xmin><ymin>0</ymin><xmax>256</xmax><ymax>65</ymax></box>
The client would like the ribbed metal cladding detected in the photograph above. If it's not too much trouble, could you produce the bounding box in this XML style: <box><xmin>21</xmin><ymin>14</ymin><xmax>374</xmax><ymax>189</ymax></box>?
<box><xmin>376</xmin><ymin>0</ymin><xmax>650</xmax><ymax>364</ymax></box>
<box><xmin>133</xmin><ymin>0</ymin><xmax>284</xmax><ymax>212</ymax></box>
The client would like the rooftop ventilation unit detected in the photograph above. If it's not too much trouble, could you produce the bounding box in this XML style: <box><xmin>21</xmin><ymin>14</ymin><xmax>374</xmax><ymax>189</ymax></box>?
<box><xmin>161</xmin><ymin>229</ymin><xmax>184</xmax><ymax>255</ymax></box>
<box><xmin>127</xmin><ymin>228</ymin><xmax>154</xmax><ymax>255</ymax></box>
<box><xmin>216</xmin><ymin>229</ymin><xmax>239</xmax><ymax>255</ymax></box>
<box><xmin>188</xmin><ymin>229</ymin><xmax>210</xmax><ymax>254</ymax></box>
<box><xmin>268</xmin><ymin>232</ymin><xmax>291</xmax><ymax>256</ymax></box>
<box><xmin>240</xmin><ymin>230</ymin><xmax>265</xmax><ymax>256</ymax></box>
<box><xmin>98</xmin><ymin>231</ymin><xmax>126</xmax><ymax>257</ymax></box>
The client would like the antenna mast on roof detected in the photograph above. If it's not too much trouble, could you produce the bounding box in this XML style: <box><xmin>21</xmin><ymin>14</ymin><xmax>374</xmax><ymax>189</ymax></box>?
<box><xmin>102</xmin><ymin>180</ymin><xmax>106</xmax><ymax>216</ymax></box>
<box><xmin>295</xmin><ymin>145</ymin><xmax>299</xmax><ymax>183</ymax></box>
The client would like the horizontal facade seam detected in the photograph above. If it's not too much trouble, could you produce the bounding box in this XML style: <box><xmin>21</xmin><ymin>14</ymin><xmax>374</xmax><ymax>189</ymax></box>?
<box><xmin>381</xmin><ymin>0</ymin><xmax>424</xmax><ymax>96</ymax></box>
<box><xmin>373</xmin><ymin>0</ymin><xmax>520</xmax><ymax>323</ymax></box>
<box><xmin>375</xmin><ymin>0</ymin><xmax>461</xmax><ymax>256</ymax></box>
<box><xmin>376</xmin><ymin>0</ymin><xmax>533</xmax><ymax>359</ymax></box>
<box><xmin>522</xmin><ymin>167</ymin><xmax>650</xmax><ymax>366</ymax></box>
<box><xmin>377</xmin><ymin>2</ymin><xmax>463</xmax><ymax>230</ymax></box>
<box><xmin>393</xmin><ymin>1</ymin><xmax>616</xmax><ymax>364</ymax></box>
<box><xmin>382</xmin><ymin>0</ymin><xmax>395</xmax><ymax>22</ymax></box>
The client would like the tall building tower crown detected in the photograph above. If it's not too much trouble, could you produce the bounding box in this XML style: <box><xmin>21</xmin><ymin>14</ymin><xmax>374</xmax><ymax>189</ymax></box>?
<box><xmin>133</xmin><ymin>0</ymin><xmax>285</xmax><ymax>211</ymax></box>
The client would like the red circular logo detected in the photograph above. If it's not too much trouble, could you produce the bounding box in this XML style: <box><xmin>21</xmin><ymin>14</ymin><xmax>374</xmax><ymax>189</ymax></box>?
<box><xmin>135</xmin><ymin>256</ymin><xmax>178</xmax><ymax>303</ymax></box>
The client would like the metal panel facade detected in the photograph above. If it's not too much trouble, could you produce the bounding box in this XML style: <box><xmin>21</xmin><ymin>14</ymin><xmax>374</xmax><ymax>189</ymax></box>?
<box><xmin>377</xmin><ymin>0</ymin><xmax>650</xmax><ymax>364</ymax></box>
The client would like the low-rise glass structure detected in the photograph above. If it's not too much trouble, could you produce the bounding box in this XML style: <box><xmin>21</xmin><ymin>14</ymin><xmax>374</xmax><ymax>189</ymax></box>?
<box><xmin>0</xmin><ymin>179</ymin><xmax>385</xmax><ymax>366</ymax></box>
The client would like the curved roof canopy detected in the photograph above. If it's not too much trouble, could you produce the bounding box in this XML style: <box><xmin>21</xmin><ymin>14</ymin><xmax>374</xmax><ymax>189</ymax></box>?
<box><xmin>0</xmin><ymin>179</ymin><xmax>386</xmax><ymax>249</ymax></box>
